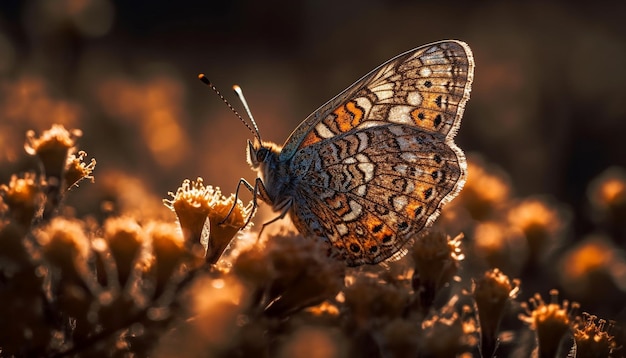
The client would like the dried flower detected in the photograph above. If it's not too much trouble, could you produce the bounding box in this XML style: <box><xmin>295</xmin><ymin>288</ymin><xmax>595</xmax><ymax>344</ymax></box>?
<box><xmin>507</xmin><ymin>196</ymin><xmax>569</xmax><ymax>263</ymax></box>
<box><xmin>25</xmin><ymin>124</ymin><xmax>82</xmax><ymax>181</ymax></box>
<box><xmin>420</xmin><ymin>304</ymin><xmax>479</xmax><ymax>356</ymax></box>
<box><xmin>410</xmin><ymin>231</ymin><xmax>463</xmax><ymax>314</ymax></box>
<box><xmin>0</xmin><ymin>212</ymin><xmax>51</xmax><ymax>354</ymax></box>
<box><xmin>64</xmin><ymin>150</ymin><xmax>96</xmax><ymax>190</ymax></box>
<box><xmin>572</xmin><ymin>313</ymin><xmax>617</xmax><ymax>358</ymax></box>
<box><xmin>145</xmin><ymin>221</ymin><xmax>187</xmax><ymax>300</ymax></box>
<box><xmin>558</xmin><ymin>235</ymin><xmax>622</xmax><ymax>300</ymax></box>
<box><xmin>35</xmin><ymin>217</ymin><xmax>91</xmax><ymax>283</ymax></box>
<box><xmin>164</xmin><ymin>177</ymin><xmax>251</xmax><ymax>264</ymax></box>
<box><xmin>103</xmin><ymin>216</ymin><xmax>145</xmax><ymax>289</ymax></box>
<box><xmin>35</xmin><ymin>218</ymin><xmax>98</xmax><ymax>329</ymax></box>
<box><xmin>519</xmin><ymin>290</ymin><xmax>578</xmax><ymax>358</ymax></box>
<box><xmin>472</xmin><ymin>268</ymin><xmax>520</xmax><ymax>357</ymax></box>
<box><xmin>24</xmin><ymin>124</ymin><xmax>84</xmax><ymax>218</ymax></box>
<box><xmin>343</xmin><ymin>274</ymin><xmax>410</xmax><ymax>329</ymax></box>
<box><xmin>0</xmin><ymin>172</ymin><xmax>45</xmax><ymax>226</ymax></box>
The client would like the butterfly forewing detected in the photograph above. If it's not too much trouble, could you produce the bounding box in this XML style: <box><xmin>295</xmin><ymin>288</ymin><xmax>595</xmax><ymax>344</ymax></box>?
<box><xmin>256</xmin><ymin>40</ymin><xmax>474</xmax><ymax>266</ymax></box>
<box><xmin>280</xmin><ymin>40</ymin><xmax>473</xmax><ymax>159</ymax></box>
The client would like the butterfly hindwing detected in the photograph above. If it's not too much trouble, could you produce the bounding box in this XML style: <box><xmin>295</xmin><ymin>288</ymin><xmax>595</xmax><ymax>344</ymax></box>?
<box><xmin>290</xmin><ymin>123</ymin><xmax>465</xmax><ymax>265</ymax></box>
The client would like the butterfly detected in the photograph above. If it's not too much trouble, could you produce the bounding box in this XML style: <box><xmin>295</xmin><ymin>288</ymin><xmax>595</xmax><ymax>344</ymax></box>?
<box><xmin>205</xmin><ymin>40</ymin><xmax>474</xmax><ymax>266</ymax></box>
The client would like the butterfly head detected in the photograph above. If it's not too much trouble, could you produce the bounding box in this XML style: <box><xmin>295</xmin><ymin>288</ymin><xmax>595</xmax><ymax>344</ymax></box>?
<box><xmin>246</xmin><ymin>139</ymin><xmax>280</xmax><ymax>170</ymax></box>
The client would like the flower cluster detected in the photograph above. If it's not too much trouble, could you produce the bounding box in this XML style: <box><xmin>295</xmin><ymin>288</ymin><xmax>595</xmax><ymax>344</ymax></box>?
<box><xmin>1</xmin><ymin>125</ymin><xmax>624</xmax><ymax>357</ymax></box>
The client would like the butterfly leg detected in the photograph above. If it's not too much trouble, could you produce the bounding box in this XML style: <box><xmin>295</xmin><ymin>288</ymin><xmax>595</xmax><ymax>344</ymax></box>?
<box><xmin>258</xmin><ymin>197</ymin><xmax>293</xmax><ymax>238</ymax></box>
<box><xmin>219</xmin><ymin>178</ymin><xmax>255</xmax><ymax>227</ymax></box>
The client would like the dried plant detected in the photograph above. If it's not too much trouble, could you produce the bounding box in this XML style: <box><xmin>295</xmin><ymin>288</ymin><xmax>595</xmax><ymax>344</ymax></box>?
<box><xmin>0</xmin><ymin>124</ymin><xmax>623</xmax><ymax>358</ymax></box>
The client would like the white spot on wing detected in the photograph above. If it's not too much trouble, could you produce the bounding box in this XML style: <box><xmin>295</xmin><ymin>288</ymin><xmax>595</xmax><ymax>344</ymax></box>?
<box><xmin>407</xmin><ymin>91</ymin><xmax>422</xmax><ymax>106</ymax></box>
<box><xmin>358</xmin><ymin>162</ymin><xmax>374</xmax><ymax>182</ymax></box>
<box><xmin>375</xmin><ymin>90</ymin><xmax>393</xmax><ymax>101</ymax></box>
<box><xmin>393</xmin><ymin>196</ymin><xmax>408</xmax><ymax>211</ymax></box>
<box><xmin>388</xmin><ymin>106</ymin><xmax>413</xmax><ymax>125</ymax></box>
<box><xmin>419</xmin><ymin>67</ymin><xmax>432</xmax><ymax>77</ymax></box>
<box><xmin>336</xmin><ymin>223</ymin><xmax>348</xmax><ymax>236</ymax></box>
<box><xmin>316</xmin><ymin>122</ymin><xmax>334</xmax><ymax>138</ymax></box>
<box><xmin>356</xmin><ymin>184</ymin><xmax>366</xmax><ymax>196</ymax></box>
<box><xmin>356</xmin><ymin>120</ymin><xmax>384</xmax><ymax>130</ymax></box>
<box><xmin>355</xmin><ymin>97</ymin><xmax>372</xmax><ymax>113</ymax></box>
<box><xmin>343</xmin><ymin>200</ymin><xmax>363</xmax><ymax>221</ymax></box>
<box><xmin>355</xmin><ymin>154</ymin><xmax>374</xmax><ymax>181</ymax></box>
<box><xmin>357</xmin><ymin>132</ymin><xmax>369</xmax><ymax>152</ymax></box>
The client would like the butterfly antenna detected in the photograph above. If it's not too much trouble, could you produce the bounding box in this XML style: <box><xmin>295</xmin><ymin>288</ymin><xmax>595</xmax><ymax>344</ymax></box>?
<box><xmin>232</xmin><ymin>85</ymin><xmax>262</xmax><ymax>141</ymax></box>
<box><xmin>198</xmin><ymin>74</ymin><xmax>258</xmax><ymax>139</ymax></box>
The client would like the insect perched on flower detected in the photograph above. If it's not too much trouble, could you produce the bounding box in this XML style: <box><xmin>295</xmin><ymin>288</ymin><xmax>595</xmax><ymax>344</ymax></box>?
<box><xmin>200</xmin><ymin>40</ymin><xmax>474</xmax><ymax>266</ymax></box>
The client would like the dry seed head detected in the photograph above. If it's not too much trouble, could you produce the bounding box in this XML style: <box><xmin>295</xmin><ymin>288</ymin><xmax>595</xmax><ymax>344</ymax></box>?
<box><xmin>35</xmin><ymin>217</ymin><xmax>90</xmax><ymax>282</ymax></box>
<box><xmin>164</xmin><ymin>177</ymin><xmax>252</xmax><ymax>263</ymax></box>
<box><xmin>572</xmin><ymin>312</ymin><xmax>617</xmax><ymax>357</ymax></box>
<box><xmin>145</xmin><ymin>220</ymin><xmax>187</xmax><ymax>297</ymax></box>
<box><xmin>25</xmin><ymin>124</ymin><xmax>82</xmax><ymax>179</ymax></box>
<box><xmin>507</xmin><ymin>197</ymin><xmax>564</xmax><ymax>236</ymax></box>
<box><xmin>472</xmin><ymin>268</ymin><xmax>519</xmax><ymax>313</ymax></box>
<box><xmin>519</xmin><ymin>290</ymin><xmax>579</xmax><ymax>357</ymax></box>
<box><xmin>507</xmin><ymin>197</ymin><xmax>568</xmax><ymax>260</ymax></box>
<box><xmin>420</xmin><ymin>305</ymin><xmax>479</xmax><ymax>356</ymax></box>
<box><xmin>64</xmin><ymin>150</ymin><xmax>96</xmax><ymax>190</ymax></box>
<box><xmin>411</xmin><ymin>231</ymin><xmax>464</xmax><ymax>289</ymax></box>
<box><xmin>473</xmin><ymin>268</ymin><xmax>520</xmax><ymax>356</ymax></box>
<box><xmin>558</xmin><ymin>236</ymin><xmax>620</xmax><ymax>299</ymax></box>
<box><xmin>0</xmin><ymin>173</ymin><xmax>44</xmax><ymax>225</ymax></box>
<box><xmin>103</xmin><ymin>216</ymin><xmax>145</xmax><ymax>288</ymax></box>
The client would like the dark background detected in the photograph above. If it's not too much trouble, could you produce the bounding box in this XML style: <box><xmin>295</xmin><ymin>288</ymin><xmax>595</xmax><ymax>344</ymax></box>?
<box><xmin>1</xmin><ymin>0</ymin><xmax>626</xmax><ymax>309</ymax></box>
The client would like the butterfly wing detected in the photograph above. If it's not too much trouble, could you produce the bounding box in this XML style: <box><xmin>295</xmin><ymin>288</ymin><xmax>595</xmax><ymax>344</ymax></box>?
<box><xmin>280</xmin><ymin>40</ymin><xmax>473</xmax><ymax>160</ymax></box>
<box><xmin>282</xmin><ymin>40</ymin><xmax>474</xmax><ymax>265</ymax></box>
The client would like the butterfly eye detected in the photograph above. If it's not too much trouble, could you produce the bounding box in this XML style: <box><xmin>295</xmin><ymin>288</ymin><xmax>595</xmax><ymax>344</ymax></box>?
<box><xmin>256</xmin><ymin>148</ymin><xmax>268</xmax><ymax>162</ymax></box>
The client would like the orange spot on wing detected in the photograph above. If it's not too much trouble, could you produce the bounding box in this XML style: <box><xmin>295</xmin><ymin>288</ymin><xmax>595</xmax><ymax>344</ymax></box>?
<box><xmin>363</xmin><ymin>214</ymin><xmax>394</xmax><ymax>244</ymax></box>
<box><xmin>405</xmin><ymin>200</ymin><xmax>422</xmax><ymax>219</ymax></box>
<box><xmin>299</xmin><ymin>130</ymin><xmax>323</xmax><ymax>149</ymax></box>
<box><xmin>410</xmin><ymin>108</ymin><xmax>443</xmax><ymax>129</ymax></box>
<box><xmin>333</xmin><ymin>101</ymin><xmax>364</xmax><ymax>133</ymax></box>
<box><xmin>363</xmin><ymin>214</ymin><xmax>383</xmax><ymax>231</ymax></box>
<box><xmin>374</xmin><ymin>226</ymin><xmax>395</xmax><ymax>244</ymax></box>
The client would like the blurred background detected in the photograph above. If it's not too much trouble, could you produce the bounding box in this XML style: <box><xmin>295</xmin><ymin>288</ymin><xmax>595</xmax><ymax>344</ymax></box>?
<box><xmin>1</xmin><ymin>0</ymin><xmax>626</xmax><ymax>317</ymax></box>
